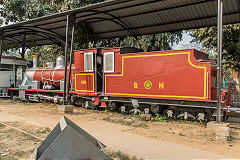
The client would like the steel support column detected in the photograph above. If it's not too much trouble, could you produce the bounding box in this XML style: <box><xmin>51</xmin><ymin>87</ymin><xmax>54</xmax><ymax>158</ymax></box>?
<box><xmin>66</xmin><ymin>26</ymin><xmax>75</xmax><ymax>102</ymax></box>
<box><xmin>63</xmin><ymin>15</ymin><xmax>70</xmax><ymax>105</ymax></box>
<box><xmin>63</xmin><ymin>14</ymin><xmax>76</xmax><ymax>105</ymax></box>
<box><xmin>21</xmin><ymin>35</ymin><xmax>26</xmax><ymax>58</ymax></box>
<box><xmin>0</xmin><ymin>30</ymin><xmax>4</xmax><ymax>69</ymax></box>
<box><xmin>216</xmin><ymin>0</ymin><xmax>223</xmax><ymax>123</ymax></box>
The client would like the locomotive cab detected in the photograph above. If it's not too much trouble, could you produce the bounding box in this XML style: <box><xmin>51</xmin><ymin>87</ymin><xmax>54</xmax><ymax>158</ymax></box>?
<box><xmin>74</xmin><ymin>48</ymin><xmax>103</xmax><ymax>94</ymax></box>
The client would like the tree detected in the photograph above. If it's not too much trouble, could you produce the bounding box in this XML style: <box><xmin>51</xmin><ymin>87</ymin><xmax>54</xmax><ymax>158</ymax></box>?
<box><xmin>26</xmin><ymin>45</ymin><xmax>64</xmax><ymax>66</ymax></box>
<box><xmin>89</xmin><ymin>32</ymin><xmax>183</xmax><ymax>52</ymax></box>
<box><xmin>75</xmin><ymin>22</ymin><xmax>100</xmax><ymax>49</ymax></box>
<box><xmin>190</xmin><ymin>24</ymin><xmax>240</xmax><ymax>70</ymax></box>
<box><xmin>0</xmin><ymin>0</ymin><xmax>26</xmax><ymax>24</ymax></box>
<box><xmin>1</xmin><ymin>0</ymin><xmax>182</xmax><ymax>63</ymax></box>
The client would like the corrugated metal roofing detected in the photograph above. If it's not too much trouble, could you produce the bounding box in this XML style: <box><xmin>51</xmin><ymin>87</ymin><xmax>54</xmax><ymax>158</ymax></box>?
<box><xmin>1</xmin><ymin>0</ymin><xmax>240</xmax><ymax>47</ymax></box>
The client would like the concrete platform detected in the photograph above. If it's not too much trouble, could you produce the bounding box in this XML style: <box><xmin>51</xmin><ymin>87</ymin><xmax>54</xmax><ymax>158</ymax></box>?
<box><xmin>207</xmin><ymin>121</ymin><xmax>230</xmax><ymax>142</ymax></box>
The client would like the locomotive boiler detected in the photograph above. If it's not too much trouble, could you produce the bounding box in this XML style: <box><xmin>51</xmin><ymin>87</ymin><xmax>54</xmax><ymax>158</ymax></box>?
<box><xmin>21</xmin><ymin>55</ymin><xmax>73</xmax><ymax>90</ymax></box>
<box><xmin>8</xmin><ymin>47</ymin><xmax>233</xmax><ymax>121</ymax></box>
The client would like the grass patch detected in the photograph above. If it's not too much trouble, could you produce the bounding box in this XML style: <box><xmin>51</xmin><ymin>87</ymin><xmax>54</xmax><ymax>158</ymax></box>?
<box><xmin>103</xmin><ymin>116</ymin><xmax>149</xmax><ymax>128</ymax></box>
<box><xmin>153</xmin><ymin>114</ymin><xmax>168</xmax><ymax>122</ymax></box>
<box><xmin>0</xmin><ymin>127</ymin><xmax>37</xmax><ymax>160</ymax></box>
<box><xmin>13</xmin><ymin>150</ymin><xmax>26</xmax><ymax>157</ymax></box>
<box><xmin>104</xmin><ymin>109</ymin><xmax>110</xmax><ymax>114</ymax></box>
<box><xmin>227</xmin><ymin>136</ymin><xmax>233</xmax><ymax>141</ymax></box>
<box><xmin>103</xmin><ymin>117</ymin><xmax>111</xmax><ymax>121</ymax></box>
<box><xmin>0</xmin><ymin>123</ymin><xmax>5</xmax><ymax>129</ymax></box>
<box><xmin>178</xmin><ymin>132</ymin><xmax>186</xmax><ymax>136</ymax></box>
<box><xmin>23</xmin><ymin>134</ymin><xmax>40</xmax><ymax>142</ymax></box>
<box><xmin>1</xmin><ymin>155</ymin><xmax>18</xmax><ymax>160</ymax></box>
<box><xmin>40</xmin><ymin>128</ymin><xmax>51</xmax><ymax>134</ymax></box>
<box><xmin>109</xmin><ymin>150</ymin><xmax>143</xmax><ymax>160</ymax></box>
<box><xmin>0</xmin><ymin>140</ymin><xmax>5</xmax><ymax>150</ymax></box>
<box><xmin>132</xmin><ymin>122</ymin><xmax>149</xmax><ymax>128</ymax></box>
<box><xmin>0</xmin><ymin>149</ymin><xmax>27</xmax><ymax>160</ymax></box>
<box><xmin>21</xmin><ymin>101</ymin><xmax>31</xmax><ymax>105</ymax></box>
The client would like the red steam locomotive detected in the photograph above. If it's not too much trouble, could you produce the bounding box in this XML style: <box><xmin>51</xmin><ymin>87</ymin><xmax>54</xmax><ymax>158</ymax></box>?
<box><xmin>8</xmin><ymin>47</ymin><xmax>232</xmax><ymax>121</ymax></box>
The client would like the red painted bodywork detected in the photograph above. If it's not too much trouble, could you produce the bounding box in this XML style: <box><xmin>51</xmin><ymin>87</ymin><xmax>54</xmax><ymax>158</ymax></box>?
<box><xmin>102</xmin><ymin>48</ymin><xmax>217</xmax><ymax>102</ymax></box>
<box><xmin>31</xmin><ymin>48</ymin><xmax>97</xmax><ymax>95</ymax></box>
<box><xmin>74</xmin><ymin>49</ymin><xmax>97</xmax><ymax>94</ymax></box>
<box><xmin>33</xmin><ymin>67</ymin><xmax>71</xmax><ymax>87</ymax></box>
<box><xmin>13</xmin><ymin>47</ymin><xmax>227</xmax><ymax>105</ymax></box>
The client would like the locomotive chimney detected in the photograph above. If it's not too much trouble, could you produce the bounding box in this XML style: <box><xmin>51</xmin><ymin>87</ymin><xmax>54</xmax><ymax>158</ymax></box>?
<box><xmin>32</xmin><ymin>55</ymin><xmax>38</xmax><ymax>68</ymax></box>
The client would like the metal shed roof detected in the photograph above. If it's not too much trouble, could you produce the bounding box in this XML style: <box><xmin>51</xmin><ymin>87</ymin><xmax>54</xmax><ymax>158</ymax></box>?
<box><xmin>1</xmin><ymin>0</ymin><xmax>240</xmax><ymax>47</ymax></box>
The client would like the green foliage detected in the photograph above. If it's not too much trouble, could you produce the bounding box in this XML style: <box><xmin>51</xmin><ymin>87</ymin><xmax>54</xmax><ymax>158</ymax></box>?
<box><xmin>0</xmin><ymin>0</ymin><xmax>26</xmax><ymax>23</ymax></box>
<box><xmin>1</xmin><ymin>0</ymin><xmax>183</xmax><ymax>63</ymax></box>
<box><xmin>26</xmin><ymin>45</ymin><xmax>64</xmax><ymax>65</ymax></box>
<box><xmin>0</xmin><ymin>0</ymin><xmax>55</xmax><ymax>25</ymax></box>
<box><xmin>0</xmin><ymin>123</ymin><xmax>4</xmax><ymax>129</ymax></box>
<box><xmin>153</xmin><ymin>114</ymin><xmax>168</xmax><ymax>122</ymax></box>
<box><xmin>25</xmin><ymin>30</ymin><xmax>182</xmax><ymax>63</ymax></box>
<box><xmin>75</xmin><ymin>22</ymin><xmax>100</xmax><ymax>49</ymax></box>
<box><xmin>178</xmin><ymin>132</ymin><xmax>186</xmax><ymax>136</ymax></box>
<box><xmin>104</xmin><ymin>109</ymin><xmax>109</xmax><ymax>113</ymax></box>
<box><xmin>92</xmin><ymin>32</ymin><xmax>183</xmax><ymax>52</ymax></box>
<box><xmin>191</xmin><ymin>24</ymin><xmax>240</xmax><ymax>70</ymax></box>
<box><xmin>223</xmin><ymin>68</ymin><xmax>232</xmax><ymax>81</ymax></box>
<box><xmin>21</xmin><ymin>101</ymin><xmax>31</xmax><ymax>105</ymax></box>
<box><xmin>0</xmin><ymin>0</ymin><xmax>106</xmax><ymax>25</ymax></box>
<box><xmin>103</xmin><ymin>116</ymin><xmax>149</xmax><ymax>128</ymax></box>
<box><xmin>227</xmin><ymin>136</ymin><xmax>233</xmax><ymax>141</ymax></box>
<box><xmin>39</xmin><ymin>128</ymin><xmax>51</xmax><ymax>134</ymax></box>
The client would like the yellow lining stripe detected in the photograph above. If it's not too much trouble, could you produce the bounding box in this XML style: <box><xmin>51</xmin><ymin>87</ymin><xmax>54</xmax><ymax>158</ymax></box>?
<box><xmin>75</xmin><ymin>73</ymin><xmax>94</xmax><ymax>92</ymax></box>
<box><xmin>105</xmin><ymin>52</ymin><xmax>207</xmax><ymax>99</ymax></box>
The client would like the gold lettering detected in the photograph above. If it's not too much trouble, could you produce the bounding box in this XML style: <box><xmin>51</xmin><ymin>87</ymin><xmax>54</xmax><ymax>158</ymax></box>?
<box><xmin>81</xmin><ymin>80</ymin><xmax>87</xmax><ymax>84</ymax></box>
<box><xmin>134</xmin><ymin>82</ymin><xmax>138</xmax><ymax>88</ymax></box>
<box><xmin>159</xmin><ymin>82</ymin><xmax>164</xmax><ymax>89</ymax></box>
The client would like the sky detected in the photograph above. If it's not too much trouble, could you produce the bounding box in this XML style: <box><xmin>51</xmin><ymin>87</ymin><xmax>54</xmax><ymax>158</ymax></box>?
<box><xmin>172</xmin><ymin>32</ymin><xmax>193</xmax><ymax>50</ymax></box>
<box><xmin>172</xmin><ymin>32</ymin><xmax>216</xmax><ymax>55</ymax></box>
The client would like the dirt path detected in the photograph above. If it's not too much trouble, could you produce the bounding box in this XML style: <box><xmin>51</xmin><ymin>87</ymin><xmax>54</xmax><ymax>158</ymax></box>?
<box><xmin>0</xmin><ymin>99</ymin><xmax>239</xmax><ymax>159</ymax></box>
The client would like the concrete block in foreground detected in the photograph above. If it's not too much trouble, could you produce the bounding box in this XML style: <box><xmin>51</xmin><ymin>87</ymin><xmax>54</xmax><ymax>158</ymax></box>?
<box><xmin>216</xmin><ymin>127</ymin><xmax>230</xmax><ymax>142</ymax></box>
<box><xmin>207</xmin><ymin>121</ymin><xmax>229</xmax><ymax>131</ymax></box>
<box><xmin>30</xmin><ymin>116</ymin><xmax>112</xmax><ymax>160</ymax></box>
<box><xmin>58</xmin><ymin>105</ymin><xmax>74</xmax><ymax>113</ymax></box>
<box><xmin>207</xmin><ymin>121</ymin><xmax>230</xmax><ymax>142</ymax></box>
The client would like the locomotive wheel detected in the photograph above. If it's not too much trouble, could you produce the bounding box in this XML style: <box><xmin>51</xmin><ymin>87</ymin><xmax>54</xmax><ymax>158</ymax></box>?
<box><xmin>74</xmin><ymin>99</ymin><xmax>83</xmax><ymax>106</ymax></box>
<box><xmin>163</xmin><ymin>109</ymin><xmax>177</xmax><ymax>119</ymax></box>
<box><xmin>108</xmin><ymin>102</ymin><xmax>118</xmax><ymax>111</ymax></box>
<box><xmin>150</xmin><ymin>105</ymin><xmax>160</xmax><ymax>114</ymax></box>
<box><xmin>204</xmin><ymin>109</ymin><xmax>214</xmax><ymax>121</ymax></box>
<box><xmin>83</xmin><ymin>100</ymin><xmax>95</xmax><ymax>110</ymax></box>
